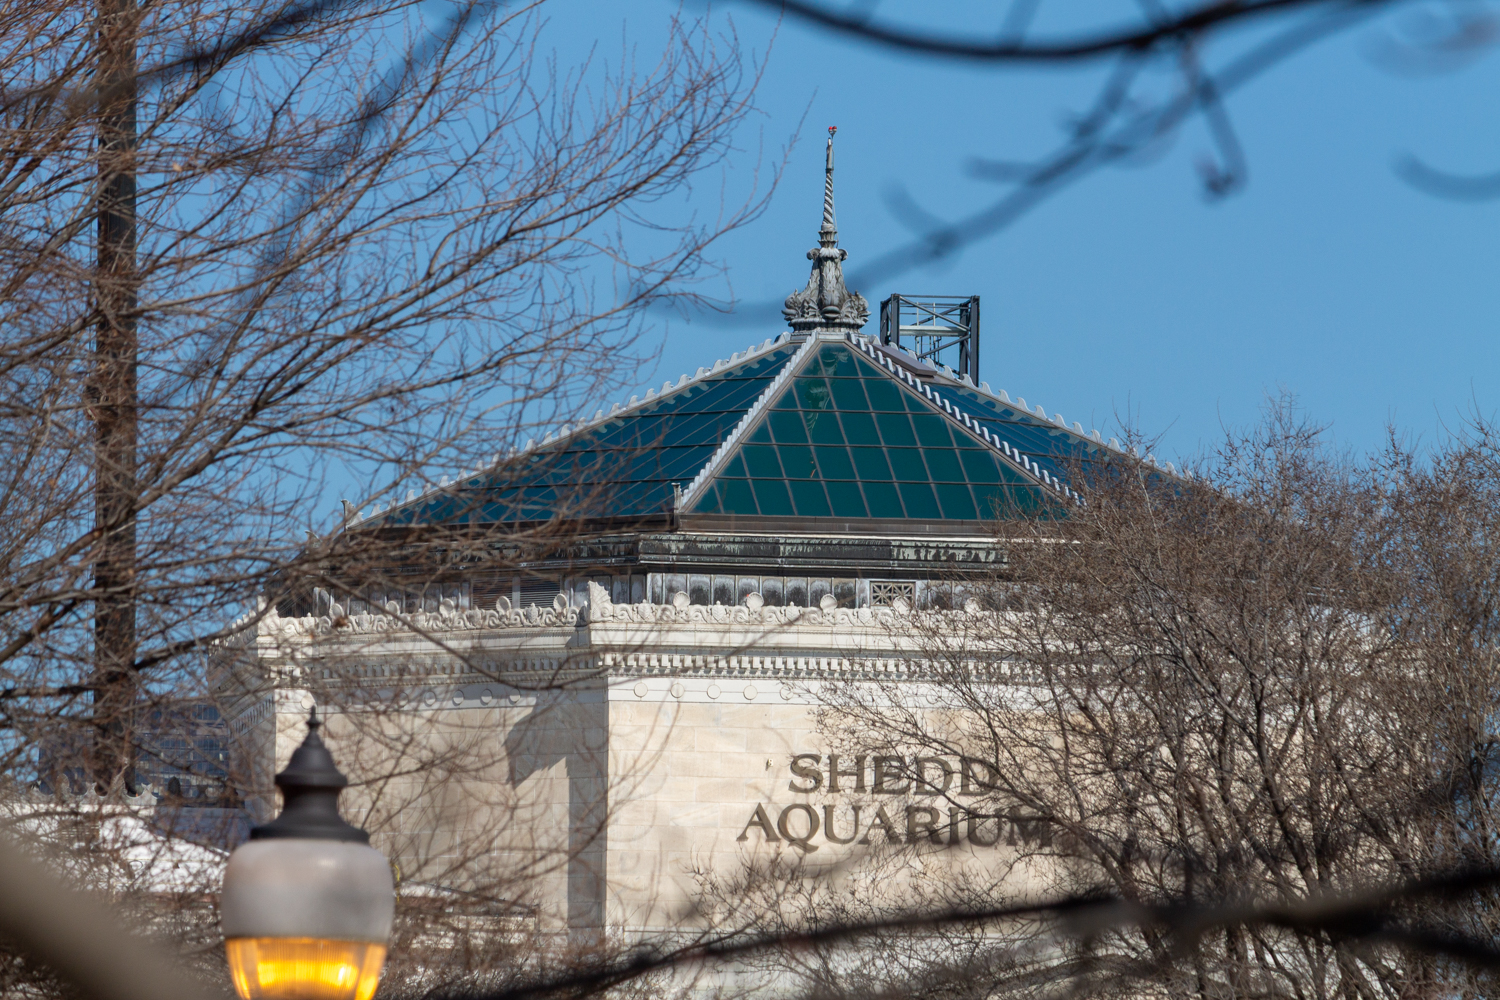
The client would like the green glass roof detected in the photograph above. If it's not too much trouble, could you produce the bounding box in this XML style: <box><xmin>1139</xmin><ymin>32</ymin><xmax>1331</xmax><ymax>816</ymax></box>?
<box><xmin>373</xmin><ymin>332</ymin><xmax>1113</xmax><ymax>530</ymax></box>
<box><xmin>686</xmin><ymin>342</ymin><xmax>1054</xmax><ymax>521</ymax></box>
<box><xmin>379</xmin><ymin>342</ymin><xmax>799</xmax><ymax>525</ymax></box>
<box><xmin>937</xmin><ymin>381</ymin><xmax>1108</xmax><ymax>485</ymax></box>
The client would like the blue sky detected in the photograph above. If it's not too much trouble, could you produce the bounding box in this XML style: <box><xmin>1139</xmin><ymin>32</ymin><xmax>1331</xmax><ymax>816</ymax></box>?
<box><xmin>546</xmin><ymin>1</ymin><xmax>1500</xmax><ymax>465</ymax></box>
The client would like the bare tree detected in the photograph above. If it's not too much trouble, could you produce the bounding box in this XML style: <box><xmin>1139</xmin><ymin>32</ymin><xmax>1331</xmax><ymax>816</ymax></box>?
<box><xmin>0</xmin><ymin>0</ymin><xmax>765</xmax><ymax>747</ymax></box>
<box><xmin>731</xmin><ymin>0</ymin><xmax>1499</xmax><ymax>285</ymax></box>
<box><xmin>0</xmin><ymin>0</ymin><xmax>770</xmax><ymax>989</ymax></box>
<box><xmin>13</xmin><ymin>392</ymin><xmax>1500</xmax><ymax>1000</ymax></box>
<box><xmin>700</xmin><ymin>400</ymin><xmax>1500</xmax><ymax>999</ymax></box>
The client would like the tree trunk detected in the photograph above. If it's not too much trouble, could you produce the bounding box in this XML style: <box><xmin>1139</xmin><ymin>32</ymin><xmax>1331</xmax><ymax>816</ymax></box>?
<box><xmin>91</xmin><ymin>0</ymin><xmax>137</xmax><ymax>793</ymax></box>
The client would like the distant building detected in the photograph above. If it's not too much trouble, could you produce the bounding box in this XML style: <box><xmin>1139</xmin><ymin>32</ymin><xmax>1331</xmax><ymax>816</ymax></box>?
<box><xmin>133</xmin><ymin>701</ymin><xmax>235</xmax><ymax>799</ymax></box>
<box><xmin>34</xmin><ymin>700</ymin><xmax>249</xmax><ymax>850</ymax></box>
<box><xmin>133</xmin><ymin>700</ymin><xmax>249</xmax><ymax>849</ymax></box>
<box><xmin>34</xmin><ymin>700</ymin><xmax>235</xmax><ymax>803</ymax></box>
<box><xmin>219</xmin><ymin>132</ymin><xmax>1144</xmax><ymax>942</ymax></box>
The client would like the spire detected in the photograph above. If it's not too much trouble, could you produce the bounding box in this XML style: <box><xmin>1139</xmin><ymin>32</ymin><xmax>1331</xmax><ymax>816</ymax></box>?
<box><xmin>821</xmin><ymin>131</ymin><xmax>837</xmax><ymax>246</ymax></box>
<box><xmin>783</xmin><ymin>126</ymin><xmax>870</xmax><ymax>337</ymax></box>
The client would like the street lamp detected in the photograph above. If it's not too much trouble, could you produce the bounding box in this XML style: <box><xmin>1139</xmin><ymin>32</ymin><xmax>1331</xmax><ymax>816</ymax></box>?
<box><xmin>221</xmin><ymin>710</ymin><xmax>394</xmax><ymax>1000</ymax></box>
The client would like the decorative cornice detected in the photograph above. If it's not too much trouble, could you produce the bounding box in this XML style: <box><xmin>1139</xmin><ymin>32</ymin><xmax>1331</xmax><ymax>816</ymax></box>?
<box><xmin>598</xmin><ymin>650</ymin><xmax>1030</xmax><ymax>684</ymax></box>
<box><xmin>237</xmin><ymin>650</ymin><xmax>1030</xmax><ymax>689</ymax></box>
<box><xmin>231</xmin><ymin>581</ymin><xmax>994</xmax><ymax>643</ymax></box>
<box><xmin>584</xmin><ymin>581</ymin><xmax>912</xmax><ymax>628</ymax></box>
<box><xmin>249</xmin><ymin>593</ymin><xmax>584</xmax><ymax>639</ymax></box>
<box><xmin>782</xmin><ymin>127</ymin><xmax>870</xmax><ymax>337</ymax></box>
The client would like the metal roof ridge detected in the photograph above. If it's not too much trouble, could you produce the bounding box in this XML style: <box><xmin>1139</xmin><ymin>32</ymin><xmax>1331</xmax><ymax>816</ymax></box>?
<box><xmin>929</xmin><ymin>363</ymin><xmax>1185</xmax><ymax>485</ymax></box>
<box><xmin>352</xmin><ymin>333</ymin><xmax>796</xmax><ymax>527</ymax></box>
<box><xmin>678</xmin><ymin>333</ymin><xmax>824</xmax><ymax>512</ymax></box>
<box><xmin>852</xmin><ymin>339</ymin><xmax>1080</xmax><ymax>506</ymax></box>
<box><xmin>587</xmin><ymin>331</ymin><xmax>794</xmax><ymax>432</ymax></box>
<box><xmin>952</xmin><ymin>372</ymin><xmax>1184</xmax><ymax>479</ymax></box>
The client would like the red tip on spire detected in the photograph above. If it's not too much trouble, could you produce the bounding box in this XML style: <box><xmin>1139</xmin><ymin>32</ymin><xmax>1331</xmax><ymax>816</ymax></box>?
<box><xmin>828</xmin><ymin>125</ymin><xmax>837</xmax><ymax>136</ymax></box>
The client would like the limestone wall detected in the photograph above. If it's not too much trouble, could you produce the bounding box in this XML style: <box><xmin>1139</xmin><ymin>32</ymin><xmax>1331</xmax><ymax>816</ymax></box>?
<box><xmin>235</xmin><ymin>598</ymin><xmax>1034</xmax><ymax>940</ymax></box>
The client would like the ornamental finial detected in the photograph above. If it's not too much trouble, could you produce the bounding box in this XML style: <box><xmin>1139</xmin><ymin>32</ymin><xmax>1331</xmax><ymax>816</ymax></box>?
<box><xmin>249</xmin><ymin>708</ymin><xmax>369</xmax><ymax>843</ymax></box>
<box><xmin>782</xmin><ymin>126</ymin><xmax>869</xmax><ymax>337</ymax></box>
<box><xmin>821</xmin><ymin>126</ymin><xmax>838</xmax><ymax>246</ymax></box>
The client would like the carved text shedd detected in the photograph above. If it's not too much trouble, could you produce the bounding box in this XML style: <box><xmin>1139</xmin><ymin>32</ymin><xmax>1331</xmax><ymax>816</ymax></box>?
<box><xmin>736</xmin><ymin>753</ymin><xmax>1051</xmax><ymax>853</ymax></box>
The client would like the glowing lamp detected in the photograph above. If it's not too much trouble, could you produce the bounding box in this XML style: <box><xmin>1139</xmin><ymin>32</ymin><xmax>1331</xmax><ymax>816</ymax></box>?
<box><xmin>222</xmin><ymin>711</ymin><xmax>394</xmax><ymax>1000</ymax></box>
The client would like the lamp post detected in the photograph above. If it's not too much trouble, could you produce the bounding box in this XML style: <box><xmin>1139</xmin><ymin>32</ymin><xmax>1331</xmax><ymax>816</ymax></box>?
<box><xmin>221</xmin><ymin>710</ymin><xmax>394</xmax><ymax>1000</ymax></box>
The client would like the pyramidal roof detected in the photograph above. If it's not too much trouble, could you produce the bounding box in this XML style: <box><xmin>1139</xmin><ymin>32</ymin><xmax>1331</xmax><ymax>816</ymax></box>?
<box><xmin>687</xmin><ymin>335</ymin><xmax>1068</xmax><ymax>522</ymax></box>
<box><xmin>367</xmin><ymin>131</ymin><xmax>1160</xmax><ymax>534</ymax></box>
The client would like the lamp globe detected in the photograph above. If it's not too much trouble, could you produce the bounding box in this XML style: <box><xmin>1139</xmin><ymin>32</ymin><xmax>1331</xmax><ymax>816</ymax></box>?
<box><xmin>221</xmin><ymin>710</ymin><xmax>394</xmax><ymax>1000</ymax></box>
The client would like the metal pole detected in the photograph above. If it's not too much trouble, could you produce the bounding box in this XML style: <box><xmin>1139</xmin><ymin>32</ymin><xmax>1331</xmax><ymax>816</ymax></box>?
<box><xmin>969</xmin><ymin>295</ymin><xmax>980</xmax><ymax>384</ymax></box>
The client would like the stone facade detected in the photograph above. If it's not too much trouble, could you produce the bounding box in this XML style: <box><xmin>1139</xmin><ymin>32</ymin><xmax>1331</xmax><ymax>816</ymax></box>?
<box><xmin>209</xmin><ymin>136</ymin><xmax>1107</xmax><ymax>947</ymax></box>
<box><xmin>217</xmin><ymin>582</ymin><xmax>1045</xmax><ymax>940</ymax></box>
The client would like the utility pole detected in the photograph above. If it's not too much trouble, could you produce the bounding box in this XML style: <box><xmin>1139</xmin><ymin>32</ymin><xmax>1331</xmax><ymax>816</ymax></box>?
<box><xmin>90</xmin><ymin>0</ymin><xmax>138</xmax><ymax>792</ymax></box>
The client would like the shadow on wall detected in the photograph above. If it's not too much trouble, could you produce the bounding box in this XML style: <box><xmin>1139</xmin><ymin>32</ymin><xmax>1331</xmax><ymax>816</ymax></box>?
<box><xmin>504</xmin><ymin>685</ymin><xmax>609</xmax><ymax>936</ymax></box>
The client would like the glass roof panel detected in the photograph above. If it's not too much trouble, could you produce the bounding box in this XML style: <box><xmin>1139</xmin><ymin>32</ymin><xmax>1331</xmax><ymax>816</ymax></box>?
<box><xmin>935</xmin><ymin>483</ymin><xmax>979</xmax><ymax>520</ymax></box>
<box><xmin>789</xmin><ymin>479</ymin><xmax>832</xmax><ymax>517</ymax></box>
<box><xmin>898</xmin><ymin>482</ymin><xmax>942</xmax><ymax>519</ymax></box>
<box><xmin>886</xmin><ymin>448</ymin><xmax>927</xmax><ymax>482</ymax></box>
<box><xmin>806</xmin><ymin>411</ymin><xmax>842</xmax><ymax>445</ymax></box>
<box><xmin>851</xmin><ymin>447</ymin><xmax>894</xmax><ymax>481</ymax></box>
<box><xmin>840</xmin><ymin>411</ymin><xmax>881</xmax><ymax>446</ymax></box>
<box><xmin>960</xmin><ymin>449</ymin><xmax>1005</xmax><ymax>482</ymax></box>
<box><xmin>911</xmin><ymin>413</ymin><xmax>952</xmax><ymax>448</ymax></box>
<box><xmin>975</xmin><ymin>483</ymin><xmax>1052</xmax><ymax>519</ymax></box>
<box><xmin>793</xmin><ymin>378</ymin><xmax>833</xmax><ymax>411</ymax></box>
<box><xmin>381</xmin><ymin>342</ymin><xmax>799</xmax><ymax>525</ymax></box>
<box><xmin>814</xmin><ymin>445</ymin><xmax>856</xmax><ymax>480</ymax></box>
<box><xmin>751</xmin><ymin>478</ymin><xmax>795</xmax><ymax>516</ymax></box>
<box><xmin>780</xmin><ymin>444</ymin><xmax>817</xmax><ymax>479</ymax></box>
<box><xmin>922</xmin><ymin>448</ymin><xmax>965</xmax><ymax>483</ymax></box>
<box><xmin>863</xmin><ymin>481</ymin><xmax>905</xmax><ymax>518</ymax></box>
<box><xmin>768</xmin><ymin>410</ymin><xmax>808</xmax><ymax>443</ymax></box>
<box><xmin>939</xmin><ymin>381</ymin><xmax>1110</xmax><ymax>485</ymax></box>
<box><xmin>717</xmin><ymin>479</ymin><xmax>757</xmax><ymax>515</ymax></box>
<box><xmin>830</xmin><ymin>377</ymin><xmax>869</xmax><ymax>410</ymax></box>
<box><xmin>875</xmin><ymin>411</ymin><xmax>917</xmax><ymax>447</ymax></box>
<box><xmin>863</xmin><ymin>378</ymin><xmax>906</xmax><ymax>412</ymax></box>
<box><xmin>825</xmin><ymin>480</ymin><xmax>867</xmax><ymax>517</ymax></box>
<box><xmin>690</xmin><ymin>341</ymin><xmax>1057</xmax><ymax>522</ymax></box>
<box><xmin>742</xmin><ymin>444</ymin><xmax>783</xmax><ymax>479</ymax></box>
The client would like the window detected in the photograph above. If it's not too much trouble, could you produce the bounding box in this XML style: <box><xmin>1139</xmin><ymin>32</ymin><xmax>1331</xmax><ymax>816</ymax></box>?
<box><xmin>346</xmin><ymin>582</ymin><xmax>472</xmax><ymax>615</ymax></box>
<box><xmin>519</xmin><ymin>577</ymin><xmax>561</xmax><ymax>608</ymax></box>
<box><xmin>870</xmin><ymin>581</ymin><xmax>917</xmax><ymax>608</ymax></box>
<box><xmin>653</xmin><ymin>574</ymin><xmax>858</xmax><ymax>607</ymax></box>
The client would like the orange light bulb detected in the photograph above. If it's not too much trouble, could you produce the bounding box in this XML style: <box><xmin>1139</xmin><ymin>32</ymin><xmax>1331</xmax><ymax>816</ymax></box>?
<box><xmin>225</xmin><ymin>937</ymin><xmax>386</xmax><ymax>1000</ymax></box>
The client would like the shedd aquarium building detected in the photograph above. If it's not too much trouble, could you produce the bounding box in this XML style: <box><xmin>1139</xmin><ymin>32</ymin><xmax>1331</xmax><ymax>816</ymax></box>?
<box><xmin>216</xmin><ymin>134</ymin><xmax>1160</xmax><ymax>943</ymax></box>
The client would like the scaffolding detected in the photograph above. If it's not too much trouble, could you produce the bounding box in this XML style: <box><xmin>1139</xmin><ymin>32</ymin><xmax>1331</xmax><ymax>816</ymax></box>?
<box><xmin>878</xmin><ymin>295</ymin><xmax>981</xmax><ymax>383</ymax></box>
